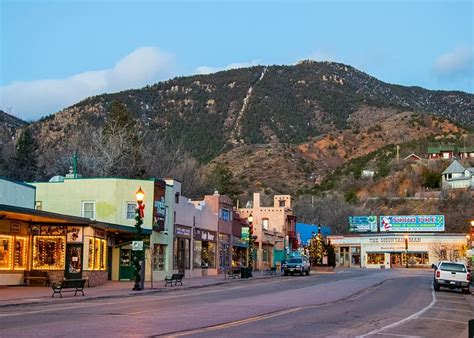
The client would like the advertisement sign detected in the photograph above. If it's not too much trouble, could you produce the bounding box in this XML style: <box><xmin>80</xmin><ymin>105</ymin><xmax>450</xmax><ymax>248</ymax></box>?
<box><xmin>241</xmin><ymin>227</ymin><xmax>249</xmax><ymax>241</ymax></box>
<box><xmin>379</xmin><ymin>215</ymin><xmax>445</xmax><ymax>232</ymax></box>
<box><xmin>349</xmin><ymin>216</ymin><xmax>377</xmax><ymax>232</ymax></box>
<box><xmin>153</xmin><ymin>180</ymin><xmax>166</xmax><ymax>232</ymax></box>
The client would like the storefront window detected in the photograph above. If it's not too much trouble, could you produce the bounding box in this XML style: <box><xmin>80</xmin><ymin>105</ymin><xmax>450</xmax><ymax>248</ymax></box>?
<box><xmin>406</xmin><ymin>252</ymin><xmax>429</xmax><ymax>266</ymax></box>
<box><xmin>202</xmin><ymin>242</ymin><xmax>216</xmax><ymax>268</ymax></box>
<box><xmin>193</xmin><ymin>240</ymin><xmax>202</xmax><ymax>268</ymax></box>
<box><xmin>87</xmin><ymin>238</ymin><xmax>107</xmax><ymax>270</ymax></box>
<box><xmin>33</xmin><ymin>236</ymin><xmax>66</xmax><ymax>270</ymax></box>
<box><xmin>0</xmin><ymin>236</ymin><xmax>12</xmax><ymax>270</ymax></box>
<box><xmin>13</xmin><ymin>237</ymin><xmax>28</xmax><ymax>270</ymax></box>
<box><xmin>367</xmin><ymin>253</ymin><xmax>384</xmax><ymax>265</ymax></box>
<box><xmin>153</xmin><ymin>244</ymin><xmax>166</xmax><ymax>271</ymax></box>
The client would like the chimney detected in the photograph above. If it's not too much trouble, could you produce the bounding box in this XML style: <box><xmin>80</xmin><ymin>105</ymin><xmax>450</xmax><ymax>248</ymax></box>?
<box><xmin>253</xmin><ymin>193</ymin><xmax>260</xmax><ymax>208</ymax></box>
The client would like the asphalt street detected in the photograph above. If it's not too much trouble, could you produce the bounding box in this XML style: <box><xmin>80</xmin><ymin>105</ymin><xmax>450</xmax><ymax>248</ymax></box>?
<box><xmin>0</xmin><ymin>269</ymin><xmax>471</xmax><ymax>337</ymax></box>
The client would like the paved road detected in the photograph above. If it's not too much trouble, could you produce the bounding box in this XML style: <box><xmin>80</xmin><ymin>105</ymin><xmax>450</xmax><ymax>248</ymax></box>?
<box><xmin>0</xmin><ymin>269</ymin><xmax>471</xmax><ymax>337</ymax></box>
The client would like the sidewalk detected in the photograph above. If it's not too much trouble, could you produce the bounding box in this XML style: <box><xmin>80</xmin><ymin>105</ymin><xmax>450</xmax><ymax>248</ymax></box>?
<box><xmin>0</xmin><ymin>272</ymin><xmax>280</xmax><ymax>308</ymax></box>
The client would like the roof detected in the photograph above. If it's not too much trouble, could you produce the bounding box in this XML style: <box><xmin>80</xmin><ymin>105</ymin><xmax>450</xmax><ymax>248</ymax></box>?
<box><xmin>442</xmin><ymin>160</ymin><xmax>466</xmax><ymax>175</ymax></box>
<box><xmin>0</xmin><ymin>204</ymin><xmax>150</xmax><ymax>235</ymax></box>
<box><xmin>428</xmin><ymin>146</ymin><xmax>455</xmax><ymax>153</ymax></box>
<box><xmin>403</xmin><ymin>153</ymin><xmax>422</xmax><ymax>161</ymax></box>
<box><xmin>0</xmin><ymin>177</ymin><xmax>36</xmax><ymax>189</ymax></box>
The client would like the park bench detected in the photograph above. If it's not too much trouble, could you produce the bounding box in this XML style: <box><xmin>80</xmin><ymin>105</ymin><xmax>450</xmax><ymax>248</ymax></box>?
<box><xmin>164</xmin><ymin>273</ymin><xmax>183</xmax><ymax>286</ymax></box>
<box><xmin>266</xmin><ymin>267</ymin><xmax>277</xmax><ymax>275</ymax></box>
<box><xmin>51</xmin><ymin>279</ymin><xmax>86</xmax><ymax>298</ymax></box>
<box><xmin>23</xmin><ymin>270</ymin><xmax>50</xmax><ymax>286</ymax></box>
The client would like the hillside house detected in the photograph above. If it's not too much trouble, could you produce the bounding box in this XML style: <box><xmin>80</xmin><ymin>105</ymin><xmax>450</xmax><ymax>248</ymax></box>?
<box><xmin>441</xmin><ymin>159</ymin><xmax>474</xmax><ymax>190</ymax></box>
<box><xmin>428</xmin><ymin>146</ymin><xmax>474</xmax><ymax>160</ymax></box>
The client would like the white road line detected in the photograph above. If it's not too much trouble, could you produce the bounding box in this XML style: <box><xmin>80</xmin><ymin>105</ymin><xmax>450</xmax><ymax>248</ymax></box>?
<box><xmin>432</xmin><ymin>306</ymin><xmax>473</xmax><ymax>313</ymax></box>
<box><xmin>357</xmin><ymin>285</ymin><xmax>437</xmax><ymax>337</ymax></box>
<box><xmin>418</xmin><ymin>317</ymin><xmax>468</xmax><ymax>325</ymax></box>
<box><xmin>374</xmin><ymin>333</ymin><xmax>423</xmax><ymax>338</ymax></box>
<box><xmin>436</xmin><ymin>300</ymin><xmax>468</xmax><ymax>305</ymax></box>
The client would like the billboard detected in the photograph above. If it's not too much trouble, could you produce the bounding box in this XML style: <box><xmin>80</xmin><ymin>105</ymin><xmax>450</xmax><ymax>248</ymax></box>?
<box><xmin>349</xmin><ymin>216</ymin><xmax>377</xmax><ymax>232</ymax></box>
<box><xmin>380</xmin><ymin>215</ymin><xmax>445</xmax><ymax>232</ymax></box>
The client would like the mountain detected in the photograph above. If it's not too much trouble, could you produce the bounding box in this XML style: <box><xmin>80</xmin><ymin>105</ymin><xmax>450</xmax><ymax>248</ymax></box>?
<box><xmin>1</xmin><ymin>61</ymin><xmax>473</xmax><ymax>188</ymax></box>
<box><xmin>0</xmin><ymin>110</ymin><xmax>27</xmax><ymax>145</ymax></box>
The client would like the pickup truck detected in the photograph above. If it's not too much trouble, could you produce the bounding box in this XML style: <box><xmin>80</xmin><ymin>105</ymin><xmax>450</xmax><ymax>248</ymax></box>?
<box><xmin>432</xmin><ymin>261</ymin><xmax>470</xmax><ymax>293</ymax></box>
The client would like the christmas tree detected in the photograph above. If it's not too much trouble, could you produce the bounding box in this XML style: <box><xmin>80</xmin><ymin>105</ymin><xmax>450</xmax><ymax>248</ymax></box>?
<box><xmin>309</xmin><ymin>233</ymin><xmax>327</xmax><ymax>266</ymax></box>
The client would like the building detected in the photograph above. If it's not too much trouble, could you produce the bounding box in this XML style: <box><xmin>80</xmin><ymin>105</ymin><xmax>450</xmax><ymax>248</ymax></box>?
<box><xmin>239</xmin><ymin>193</ymin><xmax>297</xmax><ymax>270</ymax></box>
<box><xmin>441</xmin><ymin>159</ymin><xmax>474</xmax><ymax>190</ymax></box>
<box><xmin>329</xmin><ymin>233</ymin><xmax>467</xmax><ymax>269</ymax></box>
<box><xmin>32</xmin><ymin>177</ymin><xmax>166</xmax><ymax>282</ymax></box>
<box><xmin>0</xmin><ymin>177</ymin><xmax>36</xmax><ymax>209</ymax></box>
<box><xmin>0</xmin><ymin>204</ymin><xmax>144</xmax><ymax>286</ymax></box>
<box><xmin>428</xmin><ymin>146</ymin><xmax>474</xmax><ymax>160</ymax></box>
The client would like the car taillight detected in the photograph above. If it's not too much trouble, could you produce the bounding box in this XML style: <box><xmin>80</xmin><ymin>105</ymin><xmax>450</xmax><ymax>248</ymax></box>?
<box><xmin>467</xmin><ymin>273</ymin><xmax>470</xmax><ymax>282</ymax></box>
<box><xmin>436</xmin><ymin>270</ymin><xmax>440</xmax><ymax>278</ymax></box>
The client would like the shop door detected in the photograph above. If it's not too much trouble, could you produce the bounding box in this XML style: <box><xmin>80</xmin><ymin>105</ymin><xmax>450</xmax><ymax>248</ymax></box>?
<box><xmin>390</xmin><ymin>253</ymin><xmax>403</xmax><ymax>268</ymax></box>
<box><xmin>178</xmin><ymin>239</ymin><xmax>186</xmax><ymax>274</ymax></box>
<box><xmin>65</xmin><ymin>244</ymin><xmax>83</xmax><ymax>280</ymax></box>
<box><xmin>340</xmin><ymin>247</ymin><xmax>350</xmax><ymax>268</ymax></box>
<box><xmin>119</xmin><ymin>248</ymin><xmax>134</xmax><ymax>280</ymax></box>
<box><xmin>107</xmin><ymin>247</ymin><xmax>113</xmax><ymax>280</ymax></box>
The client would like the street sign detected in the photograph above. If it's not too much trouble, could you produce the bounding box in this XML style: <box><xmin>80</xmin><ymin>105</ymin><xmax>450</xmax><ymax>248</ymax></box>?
<box><xmin>132</xmin><ymin>241</ymin><xmax>143</xmax><ymax>251</ymax></box>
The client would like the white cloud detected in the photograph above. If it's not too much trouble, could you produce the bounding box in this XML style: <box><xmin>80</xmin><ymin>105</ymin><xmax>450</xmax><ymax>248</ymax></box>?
<box><xmin>434</xmin><ymin>46</ymin><xmax>473</xmax><ymax>77</ymax></box>
<box><xmin>195</xmin><ymin>60</ymin><xmax>261</xmax><ymax>75</ymax></box>
<box><xmin>0</xmin><ymin>47</ymin><xmax>175</xmax><ymax>121</ymax></box>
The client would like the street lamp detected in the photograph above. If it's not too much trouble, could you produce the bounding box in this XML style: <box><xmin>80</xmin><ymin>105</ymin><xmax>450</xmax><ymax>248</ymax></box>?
<box><xmin>247</xmin><ymin>213</ymin><xmax>254</xmax><ymax>271</ymax></box>
<box><xmin>404</xmin><ymin>234</ymin><xmax>409</xmax><ymax>268</ymax></box>
<box><xmin>133</xmin><ymin>187</ymin><xmax>145</xmax><ymax>291</ymax></box>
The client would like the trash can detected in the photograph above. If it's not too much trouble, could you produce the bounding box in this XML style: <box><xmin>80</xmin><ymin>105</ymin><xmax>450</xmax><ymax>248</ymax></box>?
<box><xmin>241</xmin><ymin>267</ymin><xmax>253</xmax><ymax>278</ymax></box>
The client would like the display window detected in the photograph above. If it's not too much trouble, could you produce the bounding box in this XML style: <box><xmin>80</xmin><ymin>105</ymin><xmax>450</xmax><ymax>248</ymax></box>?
<box><xmin>0</xmin><ymin>236</ymin><xmax>28</xmax><ymax>271</ymax></box>
<box><xmin>202</xmin><ymin>241</ymin><xmax>216</xmax><ymax>268</ymax></box>
<box><xmin>33</xmin><ymin>236</ymin><xmax>66</xmax><ymax>270</ymax></box>
<box><xmin>153</xmin><ymin>244</ymin><xmax>166</xmax><ymax>271</ymax></box>
<box><xmin>86</xmin><ymin>237</ymin><xmax>107</xmax><ymax>271</ymax></box>
<box><xmin>367</xmin><ymin>253</ymin><xmax>384</xmax><ymax>265</ymax></box>
<box><xmin>0</xmin><ymin>236</ymin><xmax>12</xmax><ymax>270</ymax></box>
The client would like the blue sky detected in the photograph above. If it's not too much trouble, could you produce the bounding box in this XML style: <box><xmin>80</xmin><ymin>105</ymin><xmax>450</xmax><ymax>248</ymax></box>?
<box><xmin>1</xmin><ymin>0</ymin><xmax>473</xmax><ymax>121</ymax></box>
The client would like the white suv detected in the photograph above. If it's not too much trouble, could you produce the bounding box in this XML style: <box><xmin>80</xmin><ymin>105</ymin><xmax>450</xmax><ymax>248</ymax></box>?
<box><xmin>432</xmin><ymin>261</ymin><xmax>471</xmax><ymax>293</ymax></box>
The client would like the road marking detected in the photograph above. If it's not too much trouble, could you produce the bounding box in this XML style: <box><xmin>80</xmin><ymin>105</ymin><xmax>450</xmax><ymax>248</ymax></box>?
<box><xmin>357</xmin><ymin>285</ymin><xmax>436</xmax><ymax>337</ymax></box>
<box><xmin>432</xmin><ymin>306</ymin><xmax>472</xmax><ymax>313</ymax></box>
<box><xmin>436</xmin><ymin>300</ymin><xmax>468</xmax><ymax>305</ymax></box>
<box><xmin>374</xmin><ymin>333</ymin><xmax>423</xmax><ymax>338</ymax></box>
<box><xmin>417</xmin><ymin>317</ymin><xmax>468</xmax><ymax>325</ymax></box>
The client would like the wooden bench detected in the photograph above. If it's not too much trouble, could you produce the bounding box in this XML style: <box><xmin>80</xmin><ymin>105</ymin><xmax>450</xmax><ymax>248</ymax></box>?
<box><xmin>164</xmin><ymin>273</ymin><xmax>183</xmax><ymax>286</ymax></box>
<box><xmin>266</xmin><ymin>267</ymin><xmax>277</xmax><ymax>275</ymax></box>
<box><xmin>51</xmin><ymin>279</ymin><xmax>86</xmax><ymax>298</ymax></box>
<box><xmin>24</xmin><ymin>271</ymin><xmax>50</xmax><ymax>286</ymax></box>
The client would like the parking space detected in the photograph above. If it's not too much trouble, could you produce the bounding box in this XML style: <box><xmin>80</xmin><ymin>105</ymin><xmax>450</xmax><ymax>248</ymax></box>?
<box><xmin>371</xmin><ymin>290</ymin><xmax>472</xmax><ymax>338</ymax></box>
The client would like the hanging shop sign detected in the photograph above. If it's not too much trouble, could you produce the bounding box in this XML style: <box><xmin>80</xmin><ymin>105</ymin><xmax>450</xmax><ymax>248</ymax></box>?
<box><xmin>153</xmin><ymin>180</ymin><xmax>166</xmax><ymax>231</ymax></box>
<box><xmin>380</xmin><ymin>215</ymin><xmax>445</xmax><ymax>232</ymax></box>
<box><xmin>175</xmin><ymin>225</ymin><xmax>191</xmax><ymax>238</ymax></box>
<box><xmin>132</xmin><ymin>241</ymin><xmax>143</xmax><ymax>251</ymax></box>
<box><xmin>349</xmin><ymin>216</ymin><xmax>377</xmax><ymax>232</ymax></box>
<box><xmin>241</xmin><ymin>227</ymin><xmax>249</xmax><ymax>241</ymax></box>
<box><xmin>194</xmin><ymin>228</ymin><xmax>216</xmax><ymax>242</ymax></box>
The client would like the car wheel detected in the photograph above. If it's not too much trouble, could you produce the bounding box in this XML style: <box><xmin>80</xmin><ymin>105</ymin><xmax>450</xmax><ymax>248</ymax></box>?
<box><xmin>433</xmin><ymin>281</ymin><xmax>440</xmax><ymax>291</ymax></box>
<box><xmin>462</xmin><ymin>287</ymin><xmax>470</xmax><ymax>294</ymax></box>
<box><xmin>290</xmin><ymin>272</ymin><xmax>294</xmax><ymax>276</ymax></box>
<box><xmin>306</xmin><ymin>270</ymin><xmax>310</xmax><ymax>276</ymax></box>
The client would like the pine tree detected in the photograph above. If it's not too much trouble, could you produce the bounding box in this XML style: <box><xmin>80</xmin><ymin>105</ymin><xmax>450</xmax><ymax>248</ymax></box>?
<box><xmin>209</xmin><ymin>163</ymin><xmax>242</xmax><ymax>202</ymax></box>
<box><xmin>13</xmin><ymin>128</ymin><xmax>39</xmax><ymax>181</ymax></box>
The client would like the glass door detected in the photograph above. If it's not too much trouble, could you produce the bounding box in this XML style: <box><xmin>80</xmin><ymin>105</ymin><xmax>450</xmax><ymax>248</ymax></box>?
<box><xmin>119</xmin><ymin>248</ymin><xmax>134</xmax><ymax>280</ymax></box>
<box><xmin>65</xmin><ymin>244</ymin><xmax>83</xmax><ymax>280</ymax></box>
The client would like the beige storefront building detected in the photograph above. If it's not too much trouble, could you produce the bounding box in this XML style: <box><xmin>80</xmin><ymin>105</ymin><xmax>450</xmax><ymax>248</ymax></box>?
<box><xmin>329</xmin><ymin>233</ymin><xmax>468</xmax><ymax>269</ymax></box>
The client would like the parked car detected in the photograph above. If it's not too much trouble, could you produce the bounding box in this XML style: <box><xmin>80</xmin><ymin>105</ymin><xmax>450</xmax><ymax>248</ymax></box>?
<box><xmin>282</xmin><ymin>257</ymin><xmax>310</xmax><ymax>276</ymax></box>
<box><xmin>432</xmin><ymin>261</ymin><xmax>470</xmax><ymax>293</ymax></box>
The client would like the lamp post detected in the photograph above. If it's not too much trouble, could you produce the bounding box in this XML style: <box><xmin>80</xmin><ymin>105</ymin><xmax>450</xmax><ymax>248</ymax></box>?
<box><xmin>404</xmin><ymin>234</ymin><xmax>409</xmax><ymax>268</ymax></box>
<box><xmin>133</xmin><ymin>187</ymin><xmax>145</xmax><ymax>291</ymax></box>
<box><xmin>247</xmin><ymin>213</ymin><xmax>254</xmax><ymax>271</ymax></box>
